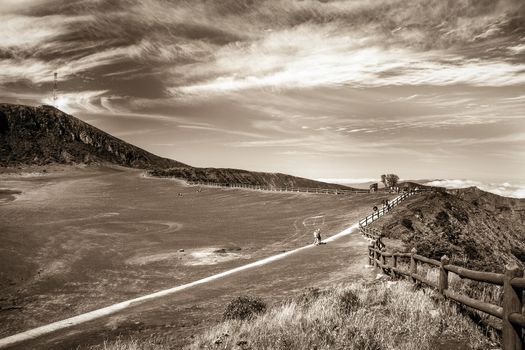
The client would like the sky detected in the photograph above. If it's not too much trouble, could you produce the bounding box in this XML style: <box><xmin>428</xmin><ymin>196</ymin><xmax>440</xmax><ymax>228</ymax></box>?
<box><xmin>1</xmin><ymin>0</ymin><xmax>524</xmax><ymax>190</ymax></box>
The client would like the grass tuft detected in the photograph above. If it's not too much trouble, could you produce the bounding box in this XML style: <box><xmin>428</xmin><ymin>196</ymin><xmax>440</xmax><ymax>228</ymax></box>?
<box><xmin>222</xmin><ymin>295</ymin><xmax>267</xmax><ymax>321</ymax></box>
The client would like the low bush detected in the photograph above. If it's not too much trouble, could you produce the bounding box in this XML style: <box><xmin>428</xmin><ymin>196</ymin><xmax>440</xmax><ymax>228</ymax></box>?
<box><xmin>401</xmin><ymin>218</ymin><xmax>413</xmax><ymax>231</ymax></box>
<box><xmin>296</xmin><ymin>287</ymin><xmax>327</xmax><ymax>307</ymax></box>
<box><xmin>511</xmin><ymin>246</ymin><xmax>525</xmax><ymax>264</ymax></box>
<box><xmin>222</xmin><ymin>295</ymin><xmax>267</xmax><ymax>321</ymax></box>
<box><xmin>337</xmin><ymin>289</ymin><xmax>359</xmax><ymax>314</ymax></box>
<box><xmin>435</xmin><ymin>211</ymin><xmax>449</xmax><ymax>225</ymax></box>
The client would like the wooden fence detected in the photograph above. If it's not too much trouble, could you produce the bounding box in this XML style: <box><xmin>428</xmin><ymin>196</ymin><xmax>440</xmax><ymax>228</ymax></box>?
<box><xmin>358</xmin><ymin>189</ymin><xmax>435</xmax><ymax>228</ymax></box>
<box><xmin>187</xmin><ymin>181</ymin><xmax>371</xmax><ymax>195</ymax></box>
<box><xmin>359</xmin><ymin>191</ymin><xmax>525</xmax><ymax>350</ymax></box>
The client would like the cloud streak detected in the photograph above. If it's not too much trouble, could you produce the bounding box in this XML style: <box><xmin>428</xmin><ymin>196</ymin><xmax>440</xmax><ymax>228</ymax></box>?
<box><xmin>425</xmin><ymin>179</ymin><xmax>525</xmax><ymax>198</ymax></box>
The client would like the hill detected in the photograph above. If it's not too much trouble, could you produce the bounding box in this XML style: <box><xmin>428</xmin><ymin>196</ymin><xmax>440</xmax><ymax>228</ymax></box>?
<box><xmin>374</xmin><ymin>187</ymin><xmax>525</xmax><ymax>272</ymax></box>
<box><xmin>0</xmin><ymin>103</ymin><xmax>350</xmax><ymax>190</ymax></box>
<box><xmin>397</xmin><ymin>181</ymin><xmax>442</xmax><ymax>190</ymax></box>
<box><xmin>0</xmin><ymin>103</ymin><xmax>187</xmax><ymax>169</ymax></box>
<box><xmin>149</xmin><ymin>167</ymin><xmax>358</xmax><ymax>190</ymax></box>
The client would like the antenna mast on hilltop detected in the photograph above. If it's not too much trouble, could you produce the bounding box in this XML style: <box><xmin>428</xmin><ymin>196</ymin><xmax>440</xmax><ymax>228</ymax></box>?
<box><xmin>52</xmin><ymin>72</ymin><xmax>58</xmax><ymax>107</ymax></box>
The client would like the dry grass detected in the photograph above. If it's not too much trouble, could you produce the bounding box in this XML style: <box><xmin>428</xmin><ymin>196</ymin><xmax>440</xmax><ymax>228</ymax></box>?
<box><xmin>387</xmin><ymin>258</ymin><xmax>503</xmax><ymax>333</ymax></box>
<box><xmin>185</xmin><ymin>280</ymin><xmax>498</xmax><ymax>350</ymax></box>
<box><xmin>88</xmin><ymin>335</ymin><xmax>172</xmax><ymax>350</ymax></box>
<box><xmin>90</xmin><ymin>280</ymin><xmax>500</xmax><ymax>350</ymax></box>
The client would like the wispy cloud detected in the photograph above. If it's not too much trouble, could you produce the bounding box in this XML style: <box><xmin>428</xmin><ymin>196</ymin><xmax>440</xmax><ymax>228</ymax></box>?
<box><xmin>175</xmin><ymin>36</ymin><xmax>525</xmax><ymax>95</ymax></box>
<box><xmin>2</xmin><ymin>0</ymin><xmax>524</xmax><ymax>97</ymax></box>
<box><xmin>425</xmin><ymin>180</ymin><xmax>525</xmax><ymax>198</ymax></box>
<box><xmin>178</xmin><ymin>124</ymin><xmax>265</xmax><ymax>139</ymax></box>
<box><xmin>40</xmin><ymin>90</ymin><xmax>109</xmax><ymax>114</ymax></box>
<box><xmin>0</xmin><ymin>0</ymin><xmax>523</xmax><ymax>182</ymax></box>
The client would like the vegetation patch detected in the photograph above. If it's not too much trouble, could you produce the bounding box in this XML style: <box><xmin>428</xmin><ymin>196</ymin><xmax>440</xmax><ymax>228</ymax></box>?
<box><xmin>401</xmin><ymin>218</ymin><xmax>413</xmax><ymax>231</ymax></box>
<box><xmin>511</xmin><ymin>246</ymin><xmax>525</xmax><ymax>264</ymax></box>
<box><xmin>186</xmin><ymin>281</ymin><xmax>496</xmax><ymax>350</ymax></box>
<box><xmin>378</xmin><ymin>190</ymin><xmax>525</xmax><ymax>272</ymax></box>
<box><xmin>222</xmin><ymin>295</ymin><xmax>267</xmax><ymax>321</ymax></box>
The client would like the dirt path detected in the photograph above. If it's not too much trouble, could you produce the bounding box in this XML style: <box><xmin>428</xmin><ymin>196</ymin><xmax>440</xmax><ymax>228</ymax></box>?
<box><xmin>1</xmin><ymin>222</ymin><xmax>374</xmax><ymax>349</ymax></box>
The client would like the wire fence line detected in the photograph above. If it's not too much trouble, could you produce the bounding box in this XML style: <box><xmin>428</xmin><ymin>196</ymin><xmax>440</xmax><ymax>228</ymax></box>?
<box><xmin>187</xmin><ymin>181</ymin><xmax>371</xmax><ymax>195</ymax></box>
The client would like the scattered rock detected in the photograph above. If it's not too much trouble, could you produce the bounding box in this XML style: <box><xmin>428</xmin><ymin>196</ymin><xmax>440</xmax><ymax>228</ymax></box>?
<box><xmin>214</xmin><ymin>248</ymin><xmax>227</xmax><ymax>254</ymax></box>
<box><xmin>375</xmin><ymin>273</ymin><xmax>387</xmax><ymax>280</ymax></box>
<box><xmin>236</xmin><ymin>339</ymin><xmax>249</xmax><ymax>349</ymax></box>
<box><xmin>178</xmin><ymin>249</ymin><xmax>184</xmax><ymax>252</ymax></box>
<box><xmin>429</xmin><ymin>309</ymin><xmax>440</xmax><ymax>318</ymax></box>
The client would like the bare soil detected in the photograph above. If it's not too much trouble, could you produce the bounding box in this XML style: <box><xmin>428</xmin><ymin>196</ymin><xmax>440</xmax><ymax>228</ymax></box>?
<box><xmin>0</xmin><ymin>165</ymin><xmax>391</xmax><ymax>348</ymax></box>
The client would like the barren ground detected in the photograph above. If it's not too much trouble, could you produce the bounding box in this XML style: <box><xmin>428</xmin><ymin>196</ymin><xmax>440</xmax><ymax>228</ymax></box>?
<box><xmin>0</xmin><ymin>165</ymin><xmax>391</xmax><ymax>349</ymax></box>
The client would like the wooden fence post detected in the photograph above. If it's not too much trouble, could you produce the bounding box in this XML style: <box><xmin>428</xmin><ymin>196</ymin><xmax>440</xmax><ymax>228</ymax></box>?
<box><xmin>368</xmin><ymin>244</ymin><xmax>374</xmax><ymax>266</ymax></box>
<box><xmin>372</xmin><ymin>241</ymin><xmax>378</xmax><ymax>268</ymax></box>
<box><xmin>380</xmin><ymin>247</ymin><xmax>387</xmax><ymax>271</ymax></box>
<box><xmin>439</xmin><ymin>255</ymin><xmax>449</xmax><ymax>295</ymax></box>
<box><xmin>391</xmin><ymin>254</ymin><xmax>398</xmax><ymax>278</ymax></box>
<box><xmin>502</xmin><ymin>263</ymin><xmax>524</xmax><ymax>350</ymax></box>
<box><xmin>410</xmin><ymin>248</ymin><xmax>417</xmax><ymax>283</ymax></box>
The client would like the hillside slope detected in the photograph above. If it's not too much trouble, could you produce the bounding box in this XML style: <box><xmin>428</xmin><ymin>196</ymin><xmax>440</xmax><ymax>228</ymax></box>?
<box><xmin>0</xmin><ymin>103</ymin><xmax>187</xmax><ymax>169</ymax></box>
<box><xmin>0</xmin><ymin>103</ymin><xmax>351</xmax><ymax>190</ymax></box>
<box><xmin>374</xmin><ymin>188</ymin><xmax>525</xmax><ymax>272</ymax></box>
<box><xmin>149</xmin><ymin>167</ymin><xmax>357</xmax><ymax>190</ymax></box>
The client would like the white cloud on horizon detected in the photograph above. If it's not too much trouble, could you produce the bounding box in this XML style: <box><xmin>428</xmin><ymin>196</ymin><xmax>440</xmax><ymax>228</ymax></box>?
<box><xmin>425</xmin><ymin>179</ymin><xmax>525</xmax><ymax>198</ymax></box>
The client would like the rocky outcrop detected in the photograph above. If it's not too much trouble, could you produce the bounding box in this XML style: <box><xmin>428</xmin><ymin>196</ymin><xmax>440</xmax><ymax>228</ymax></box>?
<box><xmin>0</xmin><ymin>103</ymin><xmax>187</xmax><ymax>169</ymax></box>
<box><xmin>376</xmin><ymin>188</ymin><xmax>525</xmax><ymax>272</ymax></box>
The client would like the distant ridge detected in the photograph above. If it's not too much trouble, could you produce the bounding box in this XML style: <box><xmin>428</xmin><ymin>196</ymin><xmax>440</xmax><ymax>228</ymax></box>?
<box><xmin>0</xmin><ymin>103</ymin><xmax>352</xmax><ymax>190</ymax></box>
<box><xmin>150</xmin><ymin>167</ymin><xmax>358</xmax><ymax>190</ymax></box>
<box><xmin>0</xmin><ymin>103</ymin><xmax>187</xmax><ymax>169</ymax></box>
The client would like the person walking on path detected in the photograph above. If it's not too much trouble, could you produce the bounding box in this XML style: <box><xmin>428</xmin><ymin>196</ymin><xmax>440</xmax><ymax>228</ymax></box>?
<box><xmin>313</xmin><ymin>228</ymin><xmax>322</xmax><ymax>245</ymax></box>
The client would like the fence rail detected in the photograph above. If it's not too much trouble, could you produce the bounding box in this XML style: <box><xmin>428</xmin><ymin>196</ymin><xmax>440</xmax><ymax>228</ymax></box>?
<box><xmin>358</xmin><ymin>189</ymin><xmax>435</xmax><ymax>227</ymax></box>
<box><xmin>359</xmin><ymin>190</ymin><xmax>525</xmax><ymax>350</ymax></box>
<box><xmin>186</xmin><ymin>181</ymin><xmax>371</xmax><ymax>195</ymax></box>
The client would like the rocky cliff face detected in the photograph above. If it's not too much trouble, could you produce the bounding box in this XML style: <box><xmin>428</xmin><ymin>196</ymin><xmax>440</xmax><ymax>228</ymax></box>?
<box><xmin>0</xmin><ymin>104</ymin><xmax>187</xmax><ymax>169</ymax></box>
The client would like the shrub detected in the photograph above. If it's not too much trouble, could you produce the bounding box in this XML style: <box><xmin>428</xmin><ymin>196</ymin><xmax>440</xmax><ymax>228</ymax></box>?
<box><xmin>411</xmin><ymin>208</ymin><xmax>424</xmax><ymax>220</ymax></box>
<box><xmin>338</xmin><ymin>290</ymin><xmax>360</xmax><ymax>314</ymax></box>
<box><xmin>511</xmin><ymin>246</ymin><xmax>525</xmax><ymax>264</ymax></box>
<box><xmin>401</xmin><ymin>218</ymin><xmax>413</xmax><ymax>231</ymax></box>
<box><xmin>463</xmin><ymin>238</ymin><xmax>480</xmax><ymax>261</ymax></box>
<box><xmin>296</xmin><ymin>287</ymin><xmax>326</xmax><ymax>307</ymax></box>
<box><xmin>223</xmin><ymin>296</ymin><xmax>267</xmax><ymax>321</ymax></box>
<box><xmin>435</xmin><ymin>211</ymin><xmax>449</xmax><ymax>225</ymax></box>
<box><xmin>413</xmin><ymin>239</ymin><xmax>457</xmax><ymax>261</ymax></box>
<box><xmin>451</xmin><ymin>208</ymin><xmax>469</xmax><ymax>224</ymax></box>
<box><xmin>347</xmin><ymin>326</ymin><xmax>383</xmax><ymax>350</ymax></box>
